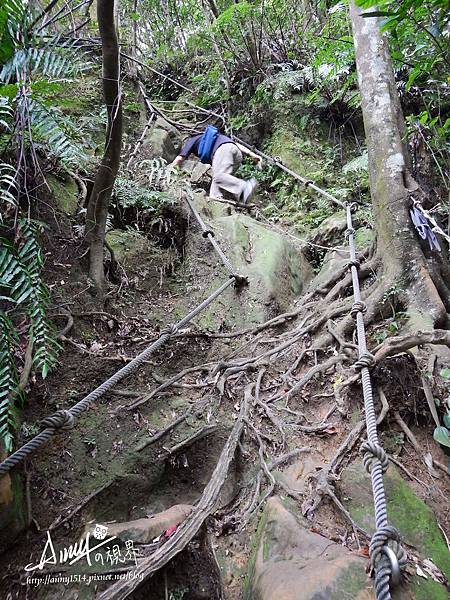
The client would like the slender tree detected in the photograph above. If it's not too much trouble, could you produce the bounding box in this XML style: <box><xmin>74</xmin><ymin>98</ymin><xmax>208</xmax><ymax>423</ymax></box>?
<box><xmin>85</xmin><ymin>0</ymin><xmax>123</xmax><ymax>293</ymax></box>
<box><xmin>348</xmin><ymin>0</ymin><xmax>449</xmax><ymax>331</ymax></box>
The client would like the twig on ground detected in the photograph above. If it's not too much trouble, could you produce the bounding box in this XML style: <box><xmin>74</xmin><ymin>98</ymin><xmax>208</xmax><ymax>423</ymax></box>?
<box><xmin>388</xmin><ymin>455</ymin><xmax>428</xmax><ymax>488</ymax></box>
<box><xmin>124</xmin><ymin>364</ymin><xmax>214</xmax><ymax>411</ymax></box>
<box><xmin>49</xmin><ymin>482</ymin><xmax>113</xmax><ymax>531</ymax></box>
<box><xmin>136</xmin><ymin>409</ymin><xmax>194</xmax><ymax>452</ymax></box>
<box><xmin>393</xmin><ymin>411</ymin><xmax>448</xmax><ymax>476</ymax></box>
<box><xmin>166</xmin><ymin>425</ymin><xmax>219</xmax><ymax>455</ymax></box>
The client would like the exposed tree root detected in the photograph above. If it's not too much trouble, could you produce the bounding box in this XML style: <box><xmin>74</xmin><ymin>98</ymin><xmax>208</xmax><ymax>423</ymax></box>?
<box><xmin>98</xmin><ymin>383</ymin><xmax>250</xmax><ymax>600</ymax></box>
<box><xmin>373</xmin><ymin>329</ymin><xmax>450</xmax><ymax>364</ymax></box>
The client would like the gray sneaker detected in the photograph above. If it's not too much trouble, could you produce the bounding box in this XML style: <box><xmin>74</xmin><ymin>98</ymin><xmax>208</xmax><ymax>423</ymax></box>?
<box><xmin>241</xmin><ymin>178</ymin><xmax>258</xmax><ymax>204</ymax></box>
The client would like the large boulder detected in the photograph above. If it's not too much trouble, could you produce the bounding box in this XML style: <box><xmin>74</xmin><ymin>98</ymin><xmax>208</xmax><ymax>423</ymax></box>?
<box><xmin>187</xmin><ymin>193</ymin><xmax>313</xmax><ymax>330</ymax></box>
<box><xmin>247</xmin><ymin>496</ymin><xmax>372</xmax><ymax>600</ymax></box>
<box><xmin>140</xmin><ymin>117</ymin><xmax>182</xmax><ymax>163</ymax></box>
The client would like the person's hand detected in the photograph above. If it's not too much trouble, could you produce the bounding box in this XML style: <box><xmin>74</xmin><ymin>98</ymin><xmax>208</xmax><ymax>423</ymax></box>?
<box><xmin>169</xmin><ymin>155</ymin><xmax>184</xmax><ymax>172</ymax></box>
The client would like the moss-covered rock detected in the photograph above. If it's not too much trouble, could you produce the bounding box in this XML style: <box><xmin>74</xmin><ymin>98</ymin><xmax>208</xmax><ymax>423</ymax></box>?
<box><xmin>340</xmin><ymin>461</ymin><xmax>450</xmax><ymax>596</ymax></box>
<box><xmin>246</xmin><ymin>495</ymin><xmax>374</xmax><ymax>600</ymax></box>
<box><xmin>105</xmin><ymin>229</ymin><xmax>149</xmax><ymax>264</ymax></box>
<box><xmin>188</xmin><ymin>192</ymin><xmax>313</xmax><ymax>330</ymax></box>
<box><xmin>140</xmin><ymin>117</ymin><xmax>182</xmax><ymax>163</ymax></box>
<box><xmin>47</xmin><ymin>173</ymin><xmax>79</xmax><ymax>216</ymax></box>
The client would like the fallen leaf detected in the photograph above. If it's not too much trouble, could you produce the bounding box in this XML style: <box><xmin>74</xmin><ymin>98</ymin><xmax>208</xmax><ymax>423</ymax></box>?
<box><xmin>163</xmin><ymin>525</ymin><xmax>178</xmax><ymax>538</ymax></box>
<box><xmin>324</xmin><ymin>426</ymin><xmax>338</xmax><ymax>435</ymax></box>
<box><xmin>90</xmin><ymin>341</ymin><xmax>103</xmax><ymax>353</ymax></box>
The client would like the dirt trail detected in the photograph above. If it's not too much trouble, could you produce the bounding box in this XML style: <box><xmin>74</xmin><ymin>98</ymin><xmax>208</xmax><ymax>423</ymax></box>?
<box><xmin>1</xmin><ymin>123</ymin><xmax>449</xmax><ymax>600</ymax></box>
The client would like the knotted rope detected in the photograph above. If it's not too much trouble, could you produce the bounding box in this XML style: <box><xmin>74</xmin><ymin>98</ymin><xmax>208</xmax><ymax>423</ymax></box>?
<box><xmin>345</xmin><ymin>201</ymin><xmax>406</xmax><ymax>599</ymax></box>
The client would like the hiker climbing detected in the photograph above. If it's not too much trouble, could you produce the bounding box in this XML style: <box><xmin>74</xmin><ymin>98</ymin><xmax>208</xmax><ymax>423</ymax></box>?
<box><xmin>170</xmin><ymin>125</ymin><xmax>263</xmax><ymax>204</ymax></box>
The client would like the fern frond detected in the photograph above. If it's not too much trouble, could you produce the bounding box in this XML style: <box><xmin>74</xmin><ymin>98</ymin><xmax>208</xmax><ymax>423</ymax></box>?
<box><xmin>0</xmin><ymin>162</ymin><xmax>18</xmax><ymax>218</ymax></box>
<box><xmin>0</xmin><ymin>221</ymin><xmax>61</xmax><ymax>380</ymax></box>
<box><xmin>343</xmin><ymin>151</ymin><xmax>369</xmax><ymax>173</ymax></box>
<box><xmin>0</xmin><ymin>311</ymin><xmax>20</xmax><ymax>452</ymax></box>
<box><xmin>18</xmin><ymin>220</ymin><xmax>61</xmax><ymax>378</ymax></box>
<box><xmin>0</xmin><ymin>96</ymin><xmax>14</xmax><ymax>130</ymax></box>
<box><xmin>28</xmin><ymin>99</ymin><xmax>88</xmax><ymax>167</ymax></box>
<box><xmin>0</xmin><ymin>35</ymin><xmax>91</xmax><ymax>84</ymax></box>
<box><xmin>114</xmin><ymin>174</ymin><xmax>172</xmax><ymax>210</ymax></box>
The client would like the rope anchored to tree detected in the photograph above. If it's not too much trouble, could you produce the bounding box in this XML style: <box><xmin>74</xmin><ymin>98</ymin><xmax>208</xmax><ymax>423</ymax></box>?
<box><xmin>345</xmin><ymin>201</ymin><xmax>407</xmax><ymax>600</ymax></box>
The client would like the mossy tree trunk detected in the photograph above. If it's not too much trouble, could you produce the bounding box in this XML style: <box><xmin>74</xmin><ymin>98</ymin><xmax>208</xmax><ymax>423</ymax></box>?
<box><xmin>349</xmin><ymin>1</ymin><xmax>447</xmax><ymax>329</ymax></box>
<box><xmin>85</xmin><ymin>0</ymin><xmax>123</xmax><ymax>294</ymax></box>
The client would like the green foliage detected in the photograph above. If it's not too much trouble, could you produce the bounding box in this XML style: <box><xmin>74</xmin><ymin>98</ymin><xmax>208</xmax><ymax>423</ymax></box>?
<box><xmin>113</xmin><ymin>176</ymin><xmax>172</xmax><ymax>211</ymax></box>
<box><xmin>1</xmin><ymin>220</ymin><xmax>61</xmax><ymax>377</ymax></box>
<box><xmin>0</xmin><ymin>161</ymin><xmax>17</xmax><ymax>216</ymax></box>
<box><xmin>0</xmin><ymin>219</ymin><xmax>61</xmax><ymax>448</ymax></box>
<box><xmin>0</xmin><ymin>0</ymin><xmax>24</xmax><ymax>64</ymax></box>
<box><xmin>433</xmin><ymin>426</ymin><xmax>450</xmax><ymax>455</ymax></box>
<box><xmin>0</xmin><ymin>36</ymin><xmax>89</xmax><ymax>85</ymax></box>
<box><xmin>342</xmin><ymin>151</ymin><xmax>369</xmax><ymax>174</ymax></box>
<box><xmin>0</xmin><ymin>312</ymin><xmax>20</xmax><ymax>451</ymax></box>
<box><xmin>29</xmin><ymin>99</ymin><xmax>88</xmax><ymax>166</ymax></box>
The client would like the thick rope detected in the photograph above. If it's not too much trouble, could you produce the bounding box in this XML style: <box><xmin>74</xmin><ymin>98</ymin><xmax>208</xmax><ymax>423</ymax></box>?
<box><xmin>345</xmin><ymin>202</ymin><xmax>406</xmax><ymax>599</ymax></box>
<box><xmin>0</xmin><ymin>277</ymin><xmax>235</xmax><ymax>478</ymax></box>
<box><xmin>184</xmin><ymin>192</ymin><xmax>249</xmax><ymax>286</ymax></box>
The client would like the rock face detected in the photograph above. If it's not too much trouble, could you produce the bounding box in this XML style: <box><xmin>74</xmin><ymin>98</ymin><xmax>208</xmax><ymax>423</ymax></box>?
<box><xmin>247</xmin><ymin>496</ymin><xmax>372</xmax><ymax>600</ymax></box>
<box><xmin>47</xmin><ymin>172</ymin><xmax>79</xmax><ymax>216</ymax></box>
<box><xmin>189</xmin><ymin>193</ymin><xmax>313</xmax><ymax>330</ymax></box>
<box><xmin>339</xmin><ymin>462</ymin><xmax>450</xmax><ymax>599</ymax></box>
<box><xmin>140</xmin><ymin>117</ymin><xmax>182</xmax><ymax>163</ymax></box>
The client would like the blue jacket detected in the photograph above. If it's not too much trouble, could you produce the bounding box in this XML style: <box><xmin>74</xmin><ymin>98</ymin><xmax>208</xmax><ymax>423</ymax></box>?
<box><xmin>179</xmin><ymin>133</ymin><xmax>234</xmax><ymax>164</ymax></box>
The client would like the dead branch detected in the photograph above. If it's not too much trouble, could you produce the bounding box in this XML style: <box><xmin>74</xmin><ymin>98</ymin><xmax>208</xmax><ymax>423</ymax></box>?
<box><xmin>49</xmin><ymin>481</ymin><xmax>113</xmax><ymax>531</ymax></box>
<box><xmin>374</xmin><ymin>330</ymin><xmax>450</xmax><ymax>364</ymax></box>
<box><xmin>56</xmin><ymin>309</ymin><xmax>74</xmax><ymax>340</ymax></box>
<box><xmin>136</xmin><ymin>410</ymin><xmax>194</xmax><ymax>452</ymax></box>
<box><xmin>393</xmin><ymin>411</ymin><xmax>448</xmax><ymax>476</ymax></box>
<box><xmin>166</xmin><ymin>425</ymin><xmax>219</xmax><ymax>455</ymax></box>
<box><xmin>18</xmin><ymin>336</ymin><xmax>34</xmax><ymax>394</ymax></box>
<box><xmin>123</xmin><ymin>363</ymin><xmax>214</xmax><ymax>411</ymax></box>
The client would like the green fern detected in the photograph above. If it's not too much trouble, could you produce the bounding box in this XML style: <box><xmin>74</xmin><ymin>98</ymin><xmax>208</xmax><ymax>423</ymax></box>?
<box><xmin>0</xmin><ymin>220</ymin><xmax>61</xmax><ymax>379</ymax></box>
<box><xmin>343</xmin><ymin>151</ymin><xmax>369</xmax><ymax>173</ymax></box>
<box><xmin>1</xmin><ymin>42</ymin><xmax>89</xmax><ymax>84</ymax></box>
<box><xmin>29</xmin><ymin>99</ymin><xmax>88</xmax><ymax>167</ymax></box>
<box><xmin>0</xmin><ymin>162</ymin><xmax>17</xmax><ymax>217</ymax></box>
<box><xmin>0</xmin><ymin>311</ymin><xmax>20</xmax><ymax>452</ymax></box>
<box><xmin>114</xmin><ymin>175</ymin><xmax>172</xmax><ymax>210</ymax></box>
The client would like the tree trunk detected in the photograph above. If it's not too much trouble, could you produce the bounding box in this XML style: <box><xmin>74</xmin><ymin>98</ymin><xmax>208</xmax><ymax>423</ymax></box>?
<box><xmin>85</xmin><ymin>0</ymin><xmax>123</xmax><ymax>294</ymax></box>
<box><xmin>349</xmin><ymin>1</ymin><xmax>446</xmax><ymax>329</ymax></box>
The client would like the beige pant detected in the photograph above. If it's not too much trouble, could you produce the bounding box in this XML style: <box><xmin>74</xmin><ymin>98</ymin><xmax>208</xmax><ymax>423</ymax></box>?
<box><xmin>210</xmin><ymin>143</ymin><xmax>245</xmax><ymax>201</ymax></box>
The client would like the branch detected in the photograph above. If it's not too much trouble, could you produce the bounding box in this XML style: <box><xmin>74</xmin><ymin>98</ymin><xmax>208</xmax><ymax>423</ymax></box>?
<box><xmin>98</xmin><ymin>384</ymin><xmax>250</xmax><ymax>600</ymax></box>
<box><xmin>374</xmin><ymin>330</ymin><xmax>450</xmax><ymax>364</ymax></box>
